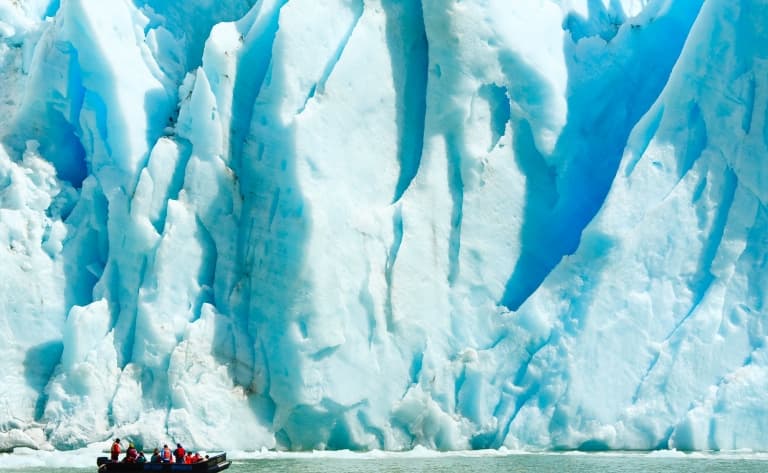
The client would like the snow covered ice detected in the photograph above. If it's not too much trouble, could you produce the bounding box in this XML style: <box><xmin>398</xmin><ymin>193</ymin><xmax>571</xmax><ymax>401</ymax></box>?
<box><xmin>1</xmin><ymin>0</ymin><xmax>767</xmax><ymax>454</ymax></box>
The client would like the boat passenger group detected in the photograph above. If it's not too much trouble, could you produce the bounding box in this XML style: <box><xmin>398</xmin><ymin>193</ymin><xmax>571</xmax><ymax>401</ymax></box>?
<box><xmin>110</xmin><ymin>438</ymin><xmax>206</xmax><ymax>464</ymax></box>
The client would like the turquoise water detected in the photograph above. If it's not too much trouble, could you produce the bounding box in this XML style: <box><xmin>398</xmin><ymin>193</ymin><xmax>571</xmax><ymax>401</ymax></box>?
<box><xmin>3</xmin><ymin>454</ymin><xmax>768</xmax><ymax>472</ymax></box>
<box><xmin>226</xmin><ymin>456</ymin><xmax>768</xmax><ymax>472</ymax></box>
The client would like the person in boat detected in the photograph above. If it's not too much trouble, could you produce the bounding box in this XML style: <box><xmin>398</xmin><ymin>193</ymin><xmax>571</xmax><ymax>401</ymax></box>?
<box><xmin>123</xmin><ymin>443</ymin><xmax>138</xmax><ymax>463</ymax></box>
<box><xmin>110</xmin><ymin>439</ymin><xmax>121</xmax><ymax>462</ymax></box>
<box><xmin>161</xmin><ymin>444</ymin><xmax>173</xmax><ymax>463</ymax></box>
<box><xmin>173</xmin><ymin>443</ymin><xmax>186</xmax><ymax>464</ymax></box>
<box><xmin>136</xmin><ymin>451</ymin><xmax>147</xmax><ymax>463</ymax></box>
<box><xmin>189</xmin><ymin>452</ymin><xmax>203</xmax><ymax>463</ymax></box>
<box><xmin>150</xmin><ymin>448</ymin><xmax>161</xmax><ymax>463</ymax></box>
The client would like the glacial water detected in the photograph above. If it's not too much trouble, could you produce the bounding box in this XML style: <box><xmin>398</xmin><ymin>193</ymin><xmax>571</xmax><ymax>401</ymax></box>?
<box><xmin>228</xmin><ymin>455</ymin><xmax>768</xmax><ymax>472</ymax></box>
<box><xmin>3</xmin><ymin>452</ymin><xmax>768</xmax><ymax>473</ymax></box>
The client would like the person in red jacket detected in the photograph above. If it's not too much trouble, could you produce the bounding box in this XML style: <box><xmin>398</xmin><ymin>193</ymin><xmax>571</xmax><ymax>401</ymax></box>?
<box><xmin>173</xmin><ymin>443</ymin><xmax>186</xmax><ymax>463</ymax></box>
<box><xmin>123</xmin><ymin>443</ymin><xmax>138</xmax><ymax>463</ymax></box>
<box><xmin>110</xmin><ymin>439</ymin><xmax>121</xmax><ymax>462</ymax></box>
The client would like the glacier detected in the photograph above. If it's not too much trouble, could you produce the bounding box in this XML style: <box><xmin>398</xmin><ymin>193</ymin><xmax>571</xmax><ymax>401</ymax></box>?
<box><xmin>1</xmin><ymin>0</ymin><xmax>767</xmax><ymax>453</ymax></box>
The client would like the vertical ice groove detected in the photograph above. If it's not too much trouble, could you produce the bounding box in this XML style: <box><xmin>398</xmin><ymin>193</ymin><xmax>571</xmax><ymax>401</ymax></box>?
<box><xmin>678</xmin><ymin>103</ymin><xmax>707</xmax><ymax>178</ymax></box>
<box><xmin>357</xmin><ymin>410</ymin><xmax>386</xmax><ymax>448</ymax></box>
<box><xmin>384</xmin><ymin>205</ymin><xmax>403</xmax><ymax>332</ymax></box>
<box><xmin>658</xmin><ymin>167</ymin><xmax>738</xmax><ymax>347</ymax></box>
<box><xmin>496</xmin><ymin>384</ymin><xmax>537</xmax><ymax>449</ymax></box>
<box><xmin>500</xmin><ymin>118</ymin><xmax>557</xmax><ymax>311</ymax></box>
<box><xmin>453</xmin><ymin>367</ymin><xmax>466</xmax><ymax>412</ymax></box>
<box><xmin>296</xmin><ymin>0</ymin><xmax>363</xmax><ymax>114</ymax></box>
<box><xmin>631</xmin><ymin>349</ymin><xmax>661</xmax><ymax>403</ymax></box>
<box><xmin>624</xmin><ymin>105</ymin><xmax>664</xmax><ymax>177</ymax></box>
<box><xmin>257</xmin><ymin>337</ymin><xmax>273</xmax><ymax>403</ymax></box>
<box><xmin>359</xmin><ymin>265</ymin><xmax>377</xmax><ymax>346</ymax></box>
<box><xmin>382</xmin><ymin>0</ymin><xmax>428</xmax><ymax>203</ymax></box>
<box><xmin>409</xmin><ymin>352</ymin><xmax>423</xmax><ymax>385</ymax></box>
<box><xmin>446</xmin><ymin>134</ymin><xmax>464</xmax><ymax>285</ymax></box>
<box><xmin>492</xmin><ymin>335</ymin><xmax>552</xmax><ymax>448</ymax></box>
<box><xmin>296</xmin><ymin>83</ymin><xmax>316</xmax><ymax>115</ymax></box>
<box><xmin>316</xmin><ymin>0</ymin><xmax>363</xmax><ymax>96</ymax></box>
<box><xmin>225</xmin><ymin>0</ymin><xmax>294</xmax><ymax>395</ymax></box>
<box><xmin>46</xmin><ymin>0</ymin><xmax>62</xmax><ymax>18</ymax></box>
<box><xmin>221</xmin><ymin>6</ymin><xmax>316</xmax><ymax>435</ymax></box>
<box><xmin>501</xmin><ymin>1</ymin><xmax>703</xmax><ymax>310</ymax></box>
<box><xmin>267</xmin><ymin>187</ymin><xmax>280</xmax><ymax>229</ymax></box>
<box><xmin>742</xmin><ymin>74</ymin><xmax>756</xmax><ymax>134</ymax></box>
<box><xmin>193</xmin><ymin>214</ymin><xmax>217</xmax><ymax>320</ymax></box>
<box><xmin>152</xmin><ymin>138</ymin><xmax>193</xmax><ymax>234</ymax></box>
<box><xmin>25</xmin><ymin>342</ymin><xmax>64</xmax><ymax>421</ymax></box>
<box><xmin>689</xmin><ymin>165</ymin><xmax>738</xmax><ymax>298</ymax></box>
<box><xmin>228</xmin><ymin>0</ymin><xmax>288</xmax><ymax>171</ymax></box>
<box><xmin>763</xmin><ymin>87</ymin><xmax>768</xmax><ymax>152</ymax></box>
<box><xmin>118</xmin><ymin>249</ymin><xmax>150</xmax><ymax>368</ymax></box>
<box><xmin>61</xmin><ymin>42</ymin><xmax>88</xmax><ymax>185</ymax></box>
<box><xmin>134</xmin><ymin>0</ymin><xmax>260</xmax><ymax>76</ymax></box>
<box><xmin>743</xmin><ymin>206</ymin><xmax>768</xmax><ymax>316</ymax></box>
<box><xmin>6</xmin><ymin>39</ymin><xmax>88</xmax><ymax>187</ymax></box>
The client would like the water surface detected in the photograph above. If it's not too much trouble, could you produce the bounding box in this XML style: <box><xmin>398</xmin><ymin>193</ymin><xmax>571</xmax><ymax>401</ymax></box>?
<box><xmin>3</xmin><ymin>452</ymin><xmax>768</xmax><ymax>473</ymax></box>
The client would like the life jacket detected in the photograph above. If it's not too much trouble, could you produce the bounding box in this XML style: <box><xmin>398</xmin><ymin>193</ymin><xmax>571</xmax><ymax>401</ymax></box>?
<box><xmin>111</xmin><ymin>442</ymin><xmax>121</xmax><ymax>460</ymax></box>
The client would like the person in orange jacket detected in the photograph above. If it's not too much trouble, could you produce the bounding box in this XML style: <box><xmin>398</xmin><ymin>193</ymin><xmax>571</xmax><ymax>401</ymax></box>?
<box><xmin>161</xmin><ymin>444</ymin><xmax>173</xmax><ymax>463</ymax></box>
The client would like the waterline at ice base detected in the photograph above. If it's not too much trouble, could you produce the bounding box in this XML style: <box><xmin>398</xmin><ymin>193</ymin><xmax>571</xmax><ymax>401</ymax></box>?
<box><xmin>1</xmin><ymin>0</ymin><xmax>767</xmax><ymax>454</ymax></box>
<box><xmin>6</xmin><ymin>447</ymin><xmax>768</xmax><ymax>472</ymax></box>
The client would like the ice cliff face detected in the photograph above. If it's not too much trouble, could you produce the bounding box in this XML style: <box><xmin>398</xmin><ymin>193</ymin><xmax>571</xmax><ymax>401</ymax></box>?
<box><xmin>1</xmin><ymin>0</ymin><xmax>767</xmax><ymax>453</ymax></box>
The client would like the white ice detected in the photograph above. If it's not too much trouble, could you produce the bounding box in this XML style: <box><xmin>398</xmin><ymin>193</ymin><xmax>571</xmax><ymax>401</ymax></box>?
<box><xmin>1</xmin><ymin>0</ymin><xmax>766</xmax><ymax>454</ymax></box>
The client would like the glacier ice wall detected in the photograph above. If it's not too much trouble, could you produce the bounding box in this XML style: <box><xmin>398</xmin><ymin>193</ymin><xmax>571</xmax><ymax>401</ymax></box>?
<box><xmin>1</xmin><ymin>0</ymin><xmax>767</xmax><ymax>452</ymax></box>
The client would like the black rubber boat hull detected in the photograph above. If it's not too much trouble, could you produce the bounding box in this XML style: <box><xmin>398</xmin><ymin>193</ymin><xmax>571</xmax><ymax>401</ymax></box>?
<box><xmin>97</xmin><ymin>453</ymin><xmax>230</xmax><ymax>472</ymax></box>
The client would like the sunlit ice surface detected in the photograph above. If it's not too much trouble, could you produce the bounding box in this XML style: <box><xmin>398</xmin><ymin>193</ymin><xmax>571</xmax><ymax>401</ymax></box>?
<box><xmin>2</xmin><ymin>0</ymin><xmax>768</xmax><ymax>454</ymax></box>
